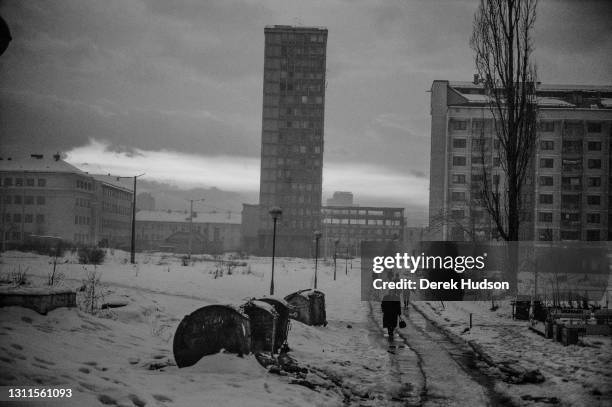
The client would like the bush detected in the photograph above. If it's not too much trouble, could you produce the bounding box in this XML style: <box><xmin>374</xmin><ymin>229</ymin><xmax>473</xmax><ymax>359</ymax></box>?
<box><xmin>0</xmin><ymin>265</ymin><xmax>29</xmax><ymax>287</ymax></box>
<box><xmin>78</xmin><ymin>247</ymin><xmax>106</xmax><ymax>265</ymax></box>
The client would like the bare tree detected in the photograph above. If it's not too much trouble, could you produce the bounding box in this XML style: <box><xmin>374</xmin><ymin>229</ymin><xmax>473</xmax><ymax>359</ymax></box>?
<box><xmin>470</xmin><ymin>0</ymin><xmax>538</xmax><ymax>242</ymax></box>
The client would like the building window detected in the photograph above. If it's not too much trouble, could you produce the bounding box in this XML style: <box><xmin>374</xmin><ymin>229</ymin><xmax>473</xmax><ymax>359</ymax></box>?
<box><xmin>539</xmin><ymin>158</ymin><xmax>554</xmax><ymax>168</ymax></box>
<box><xmin>24</xmin><ymin>214</ymin><xmax>33</xmax><ymax>223</ymax></box>
<box><xmin>538</xmin><ymin>228</ymin><xmax>553</xmax><ymax>241</ymax></box>
<box><xmin>36</xmin><ymin>214</ymin><xmax>45</xmax><ymax>224</ymax></box>
<box><xmin>540</xmin><ymin>140</ymin><xmax>554</xmax><ymax>150</ymax></box>
<box><xmin>451</xmin><ymin>209</ymin><xmax>465</xmax><ymax>219</ymax></box>
<box><xmin>450</xmin><ymin>120</ymin><xmax>467</xmax><ymax>131</ymax></box>
<box><xmin>539</xmin><ymin>194</ymin><xmax>553</xmax><ymax>204</ymax></box>
<box><xmin>452</xmin><ymin>174</ymin><xmax>466</xmax><ymax>184</ymax></box>
<box><xmin>538</xmin><ymin>212</ymin><xmax>553</xmax><ymax>222</ymax></box>
<box><xmin>587</xmin><ymin>159</ymin><xmax>602</xmax><ymax>169</ymax></box>
<box><xmin>586</xmin><ymin>213</ymin><xmax>601</xmax><ymax>223</ymax></box>
<box><xmin>13</xmin><ymin>214</ymin><xmax>21</xmax><ymax>223</ymax></box>
<box><xmin>472</xmin><ymin>156</ymin><xmax>484</xmax><ymax>165</ymax></box>
<box><xmin>452</xmin><ymin>156</ymin><xmax>466</xmax><ymax>166</ymax></box>
<box><xmin>14</xmin><ymin>195</ymin><xmax>22</xmax><ymax>204</ymax></box>
<box><xmin>38</xmin><ymin>178</ymin><xmax>46</xmax><ymax>187</ymax></box>
<box><xmin>539</xmin><ymin>176</ymin><xmax>554</xmax><ymax>186</ymax></box>
<box><xmin>587</xmin><ymin>141</ymin><xmax>602</xmax><ymax>151</ymax></box>
<box><xmin>587</xmin><ymin>195</ymin><xmax>601</xmax><ymax>205</ymax></box>
<box><xmin>453</xmin><ymin>138</ymin><xmax>466</xmax><ymax>149</ymax></box>
<box><xmin>586</xmin><ymin>230</ymin><xmax>600</xmax><ymax>241</ymax></box>
<box><xmin>24</xmin><ymin>196</ymin><xmax>34</xmax><ymax>205</ymax></box>
<box><xmin>587</xmin><ymin>122</ymin><xmax>602</xmax><ymax>133</ymax></box>
<box><xmin>587</xmin><ymin>177</ymin><xmax>601</xmax><ymax>187</ymax></box>
<box><xmin>560</xmin><ymin>230</ymin><xmax>580</xmax><ymax>241</ymax></box>
<box><xmin>26</xmin><ymin>178</ymin><xmax>35</xmax><ymax>187</ymax></box>
<box><xmin>15</xmin><ymin>178</ymin><xmax>23</xmax><ymax>187</ymax></box>
<box><xmin>539</xmin><ymin>122</ymin><xmax>555</xmax><ymax>132</ymax></box>
<box><xmin>451</xmin><ymin>191</ymin><xmax>466</xmax><ymax>202</ymax></box>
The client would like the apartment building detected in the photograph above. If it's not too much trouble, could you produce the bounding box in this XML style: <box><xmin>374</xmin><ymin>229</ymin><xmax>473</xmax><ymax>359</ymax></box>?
<box><xmin>321</xmin><ymin>206</ymin><xmax>405</xmax><ymax>257</ymax></box>
<box><xmin>0</xmin><ymin>154</ymin><xmax>133</xmax><ymax>247</ymax></box>
<box><xmin>257</xmin><ymin>25</ymin><xmax>328</xmax><ymax>257</ymax></box>
<box><xmin>429</xmin><ymin>80</ymin><xmax>612</xmax><ymax>241</ymax></box>
<box><xmin>135</xmin><ymin>210</ymin><xmax>241</xmax><ymax>253</ymax></box>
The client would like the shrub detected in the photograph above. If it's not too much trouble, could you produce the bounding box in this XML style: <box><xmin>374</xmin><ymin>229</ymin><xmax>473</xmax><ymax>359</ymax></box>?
<box><xmin>0</xmin><ymin>265</ymin><xmax>29</xmax><ymax>287</ymax></box>
<box><xmin>78</xmin><ymin>247</ymin><xmax>106</xmax><ymax>265</ymax></box>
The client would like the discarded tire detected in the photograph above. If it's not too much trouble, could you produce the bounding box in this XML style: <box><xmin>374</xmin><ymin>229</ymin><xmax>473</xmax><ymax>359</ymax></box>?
<box><xmin>173</xmin><ymin>304</ymin><xmax>250</xmax><ymax>368</ymax></box>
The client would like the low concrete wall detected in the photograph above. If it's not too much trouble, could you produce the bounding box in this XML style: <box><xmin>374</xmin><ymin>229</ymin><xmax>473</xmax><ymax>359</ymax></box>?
<box><xmin>0</xmin><ymin>287</ymin><xmax>76</xmax><ymax>315</ymax></box>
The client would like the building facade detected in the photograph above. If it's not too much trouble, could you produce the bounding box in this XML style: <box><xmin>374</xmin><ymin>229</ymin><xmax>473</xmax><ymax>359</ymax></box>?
<box><xmin>0</xmin><ymin>154</ymin><xmax>133</xmax><ymax>248</ymax></box>
<box><xmin>257</xmin><ymin>25</ymin><xmax>328</xmax><ymax>257</ymax></box>
<box><xmin>429</xmin><ymin>80</ymin><xmax>612</xmax><ymax>241</ymax></box>
<box><xmin>321</xmin><ymin>206</ymin><xmax>405</xmax><ymax>257</ymax></box>
<box><xmin>136</xmin><ymin>210</ymin><xmax>241</xmax><ymax>253</ymax></box>
<box><xmin>92</xmin><ymin>174</ymin><xmax>133</xmax><ymax>249</ymax></box>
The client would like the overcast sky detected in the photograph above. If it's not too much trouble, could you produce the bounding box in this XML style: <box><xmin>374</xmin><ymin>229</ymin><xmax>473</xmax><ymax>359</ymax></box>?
<box><xmin>1</xmin><ymin>0</ymin><xmax>611</xmax><ymax>219</ymax></box>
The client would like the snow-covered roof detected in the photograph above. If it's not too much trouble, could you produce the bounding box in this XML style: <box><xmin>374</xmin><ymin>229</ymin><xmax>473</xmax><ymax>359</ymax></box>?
<box><xmin>448</xmin><ymin>80</ymin><xmax>612</xmax><ymax>93</ymax></box>
<box><xmin>0</xmin><ymin>155</ymin><xmax>87</xmax><ymax>175</ymax></box>
<box><xmin>91</xmin><ymin>174</ymin><xmax>134</xmax><ymax>192</ymax></box>
<box><xmin>136</xmin><ymin>210</ymin><xmax>241</xmax><ymax>224</ymax></box>
<box><xmin>536</xmin><ymin>97</ymin><xmax>575</xmax><ymax>107</ymax></box>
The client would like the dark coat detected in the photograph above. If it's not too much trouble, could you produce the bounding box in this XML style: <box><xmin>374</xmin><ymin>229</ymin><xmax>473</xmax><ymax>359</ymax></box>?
<box><xmin>381</xmin><ymin>294</ymin><xmax>402</xmax><ymax>328</ymax></box>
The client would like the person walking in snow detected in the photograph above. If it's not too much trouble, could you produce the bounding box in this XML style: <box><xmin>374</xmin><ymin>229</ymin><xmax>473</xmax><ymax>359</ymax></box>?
<box><xmin>381</xmin><ymin>291</ymin><xmax>402</xmax><ymax>341</ymax></box>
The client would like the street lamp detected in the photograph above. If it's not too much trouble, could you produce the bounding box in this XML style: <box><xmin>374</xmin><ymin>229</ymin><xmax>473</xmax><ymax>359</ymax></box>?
<box><xmin>345</xmin><ymin>244</ymin><xmax>349</xmax><ymax>275</ymax></box>
<box><xmin>115</xmin><ymin>173</ymin><xmax>145</xmax><ymax>264</ymax></box>
<box><xmin>333</xmin><ymin>239</ymin><xmax>339</xmax><ymax>281</ymax></box>
<box><xmin>187</xmin><ymin>198</ymin><xmax>205</xmax><ymax>261</ymax></box>
<box><xmin>269</xmin><ymin>207</ymin><xmax>282</xmax><ymax>296</ymax></box>
<box><xmin>313</xmin><ymin>230</ymin><xmax>322</xmax><ymax>289</ymax></box>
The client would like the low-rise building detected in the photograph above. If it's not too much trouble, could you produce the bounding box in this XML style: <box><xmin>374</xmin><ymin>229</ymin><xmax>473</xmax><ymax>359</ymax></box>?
<box><xmin>91</xmin><ymin>174</ymin><xmax>134</xmax><ymax>249</ymax></box>
<box><xmin>136</xmin><ymin>210</ymin><xmax>241</xmax><ymax>253</ymax></box>
<box><xmin>1</xmin><ymin>154</ymin><xmax>99</xmax><ymax>247</ymax></box>
<box><xmin>321</xmin><ymin>206</ymin><xmax>405</xmax><ymax>257</ymax></box>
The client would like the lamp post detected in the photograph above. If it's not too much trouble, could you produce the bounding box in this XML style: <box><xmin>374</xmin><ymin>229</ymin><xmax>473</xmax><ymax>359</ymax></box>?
<box><xmin>115</xmin><ymin>173</ymin><xmax>145</xmax><ymax>264</ymax></box>
<box><xmin>269</xmin><ymin>207</ymin><xmax>282</xmax><ymax>296</ymax></box>
<box><xmin>333</xmin><ymin>239</ymin><xmax>339</xmax><ymax>281</ymax></box>
<box><xmin>313</xmin><ymin>230</ymin><xmax>322</xmax><ymax>289</ymax></box>
<box><xmin>345</xmin><ymin>245</ymin><xmax>348</xmax><ymax>275</ymax></box>
<box><xmin>187</xmin><ymin>198</ymin><xmax>205</xmax><ymax>261</ymax></box>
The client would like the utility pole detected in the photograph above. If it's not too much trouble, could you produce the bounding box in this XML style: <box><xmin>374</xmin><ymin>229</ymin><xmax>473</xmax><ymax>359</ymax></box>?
<box><xmin>187</xmin><ymin>198</ymin><xmax>205</xmax><ymax>261</ymax></box>
<box><xmin>269</xmin><ymin>207</ymin><xmax>282</xmax><ymax>296</ymax></box>
<box><xmin>314</xmin><ymin>231</ymin><xmax>322</xmax><ymax>289</ymax></box>
<box><xmin>115</xmin><ymin>173</ymin><xmax>144</xmax><ymax>264</ymax></box>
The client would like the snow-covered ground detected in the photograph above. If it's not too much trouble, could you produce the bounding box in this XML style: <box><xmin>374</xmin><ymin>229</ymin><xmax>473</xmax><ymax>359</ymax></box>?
<box><xmin>2</xmin><ymin>249</ymin><xmax>611</xmax><ymax>406</ymax></box>
<box><xmin>413</xmin><ymin>300</ymin><xmax>612</xmax><ymax>406</ymax></box>
<box><xmin>0</xmin><ymin>250</ymin><xmax>393</xmax><ymax>406</ymax></box>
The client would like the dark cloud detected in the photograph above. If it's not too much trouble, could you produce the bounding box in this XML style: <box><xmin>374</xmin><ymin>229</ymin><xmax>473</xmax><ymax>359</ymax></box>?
<box><xmin>1</xmin><ymin>0</ymin><xmax>611</xmax><ymax>193</ymax></box>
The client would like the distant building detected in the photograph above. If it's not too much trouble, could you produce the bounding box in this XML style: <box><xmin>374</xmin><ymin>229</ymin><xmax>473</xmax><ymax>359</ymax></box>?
<box><xmin>240</xmin><ymin>203</ymin><xmax>260</xmax><ymax>254</ymax></box>
<box><xmin>136</xmin><ymin>192</ymin><xmax>155</xmax><ymax>211</ymax></box>
<box><xmin>136</xmin><ymin>210</ymin><xmax>241</xmax><ymax>253</ymax></box>
<box><xmin>326</xmin><ymin>191</ymin><xmax>354</xmax><ymax>206</ymax></box>
<box><xmin>429</xmin><ymin>80</ymin><xmax>612</xmax><ymax>241</ymax></box>
<box><xmin>0</xmin><ymin>154</ymin><xmax>133</xmax><ymax>248</ymax></box>
<box><xmin>321</xmin><ymin>206</ymin><xmax>405</xmax><ymax>257</ymax></box>
<box><xmin>257</xmin><ymin>25</ymin><xmax>328</xmax><ymax>257</ymax></box>
<box><xmin>91</xmin><ymin>174</ymin><xmax>134</xmax><ymax>249</ymax></box>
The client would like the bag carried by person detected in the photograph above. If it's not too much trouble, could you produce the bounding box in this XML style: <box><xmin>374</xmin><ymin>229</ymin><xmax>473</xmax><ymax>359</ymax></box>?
<box><xmin>398</xmin><ymin>317</ymin><xmax>406</xmax><ymax>329</ymax></box>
